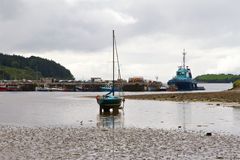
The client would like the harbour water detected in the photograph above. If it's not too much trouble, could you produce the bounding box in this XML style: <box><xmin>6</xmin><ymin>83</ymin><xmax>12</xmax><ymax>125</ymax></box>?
<box><xmin>1</xmin><ymin>83</ymin><xmax>239</xmax><ymax>135</ymax></box>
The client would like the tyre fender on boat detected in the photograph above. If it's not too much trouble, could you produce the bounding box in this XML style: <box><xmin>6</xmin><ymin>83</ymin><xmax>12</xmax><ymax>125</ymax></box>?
<box><xmin>96</xmin><ymin>95</ymin><xmax>100</xmax><ymax>100</ymax></box>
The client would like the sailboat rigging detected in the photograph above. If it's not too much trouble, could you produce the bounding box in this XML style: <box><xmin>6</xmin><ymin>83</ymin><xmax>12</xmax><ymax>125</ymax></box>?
<box><xmin>96</xmin><ymin>30</ymin><xmax>125</xmax><ymax>113</ymax></box>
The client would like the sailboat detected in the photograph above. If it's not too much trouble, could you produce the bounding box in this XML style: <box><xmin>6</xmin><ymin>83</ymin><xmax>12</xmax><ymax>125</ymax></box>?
<box><xmin>96</xmin><ymin>30</ymin><xmax>125</xmax><ymax>113</ymax></box>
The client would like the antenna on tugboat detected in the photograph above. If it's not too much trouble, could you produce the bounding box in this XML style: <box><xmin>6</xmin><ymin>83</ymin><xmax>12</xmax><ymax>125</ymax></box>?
<box><xmin>183</xmin><ymin>49</ymin><xmax>186</xmax><ymax>69</ymax></box>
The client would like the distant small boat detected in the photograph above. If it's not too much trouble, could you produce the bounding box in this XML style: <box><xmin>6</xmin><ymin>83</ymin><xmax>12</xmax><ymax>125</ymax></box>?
<box><xmin>100</xmin><ymin>83</ymin><xmax>119</xmax><ymax>92</ymax></box>
<box><xmin>100</xmin><ymin>86</ymin><xmax>112</xmax><ymax>92</ymax></box>
<box><xmin>100</xmin><ymin>82</ymin><xmax>112</xmax><ymax>92</ymax></box>
<box><xmin>35</xmin><ymin>84</ymin><xmax>64</xmax><ymax>92</ymax></box>
<box><xmin>0</xmin><ymin>83</ymin><xmax>20</xmax><ymax>91</ymax></box>
<box><xmin>96</xmin><ymin>30</ymin><xmax>125</xmax><ymax>112</ymax></box>
<box><xmin>147</xmin><ymin>81</ymin><xmax>162</xmax><ymax>91</ymax></box>
<box><xmin>159</xmin><ymin>86</ymin><xmax>167</xmax><ymax>91</ymax></box>
<box><xmin>0</xmin><ymin>84</ymin><xmax>8</xmax><ymax>91</ymax></box>
<box><xmin>35</xmin><ymin>86</ymin><xmax>49</xmax><ymax>91</ymax></box>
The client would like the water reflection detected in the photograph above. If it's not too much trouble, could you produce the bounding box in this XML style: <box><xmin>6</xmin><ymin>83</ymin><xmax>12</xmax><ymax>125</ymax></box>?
<box><xmin>233</xmin><ymin>107</ymin><xmax>240</xmax><ymax>130</ymax></box>
<box><xmin>177</xmin><ymin>102</ymin><xmax>192</xmax><ymax>131</ymax></box>
<box><xmin>1</xmin><ymin>92</ymin><xmax>240</xmax><ymax>135</ymax></box>
<box><xmin>96</xmin><ymin>111</ymin><xmax>124</xmax><ymax>128</ymax></box>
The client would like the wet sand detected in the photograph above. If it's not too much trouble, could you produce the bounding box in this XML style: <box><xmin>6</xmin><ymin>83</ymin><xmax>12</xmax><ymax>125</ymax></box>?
<box><xmin>0</xmin><ymin>126</ymin><xmax>240</xmax><ymax>160</ymax></box>
<box><xmin>126</xmin><ymin>90</ymin><xmax>240</xmax><ymax>106</ymax></box>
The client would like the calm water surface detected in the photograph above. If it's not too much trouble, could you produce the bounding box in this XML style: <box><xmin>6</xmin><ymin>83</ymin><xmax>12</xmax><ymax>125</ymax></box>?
<box><xmin>0</xmin><ymin>83</ymin><xmax>240</xmax><ymax>135</ymax></box>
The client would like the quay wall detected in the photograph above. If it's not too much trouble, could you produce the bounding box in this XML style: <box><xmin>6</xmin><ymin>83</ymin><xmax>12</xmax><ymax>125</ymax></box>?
<box><xmin>0</xmin><ymin>81</ymin><xmax>162</xmax><ymax>92</ymax></box>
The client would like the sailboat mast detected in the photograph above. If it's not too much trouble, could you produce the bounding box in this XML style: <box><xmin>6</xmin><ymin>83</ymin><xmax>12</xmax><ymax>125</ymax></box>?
<box><xmin>113</xmin><ymin>30</ymin><xmax>115</xmax><ymax>96</ymax></box>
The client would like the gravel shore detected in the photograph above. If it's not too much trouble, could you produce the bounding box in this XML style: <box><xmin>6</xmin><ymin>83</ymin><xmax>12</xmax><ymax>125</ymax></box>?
<box><xmin>1</xmin><ymin>126</ymin><xmax>240</xmax><ymax>160</ymax></box>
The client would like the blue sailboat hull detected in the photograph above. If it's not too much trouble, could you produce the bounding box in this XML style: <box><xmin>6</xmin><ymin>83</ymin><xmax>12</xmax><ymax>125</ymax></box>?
<box><xmin>97</xmin><ymin>95</ymin><xmax>123</xmax><ymax>108</ymax></box>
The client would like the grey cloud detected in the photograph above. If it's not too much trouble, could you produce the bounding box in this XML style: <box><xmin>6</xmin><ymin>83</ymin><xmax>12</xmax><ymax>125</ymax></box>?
<box><xmin>124</xmin><ymin>0</ymin><xmax>240</xmax><ymax>49</ymax></box>
<box><xmin>1</xmin><ymin>0</ymin><xmax>240</xmax><ymax>53</ymax></box>
<box><xmin>0</xmin><ymin>0</ymin><xmax>25</xmax><ymax>20</ymax></box>
<box><xmin>0</xmin><ymin>0</ymin><xmax>137</xmax><ymax>52</ymax></box>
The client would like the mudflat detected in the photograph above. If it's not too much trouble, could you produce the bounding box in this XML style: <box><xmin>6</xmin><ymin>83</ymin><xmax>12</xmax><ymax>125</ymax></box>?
<box><xmin>126</xmin><ymin>90</ymin><xmax>240</xmax><ymax>105</ymax></box>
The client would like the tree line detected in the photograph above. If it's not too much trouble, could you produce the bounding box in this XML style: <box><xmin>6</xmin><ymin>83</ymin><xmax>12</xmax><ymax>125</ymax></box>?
<box><xmin>194</xmin><ymin>74</ymin><xmax>240</xmax><ymax>83</ymax></box>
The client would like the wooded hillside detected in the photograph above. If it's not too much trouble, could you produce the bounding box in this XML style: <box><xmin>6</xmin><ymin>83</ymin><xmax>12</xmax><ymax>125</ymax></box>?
<box><xmin>0</xmin><ymin>53</ymin><xmax>74</xmax><ymax>80</ymax></box>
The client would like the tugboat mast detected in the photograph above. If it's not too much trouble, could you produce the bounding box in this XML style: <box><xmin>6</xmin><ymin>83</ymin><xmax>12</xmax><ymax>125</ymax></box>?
<box><xmin>183</xmin><ymin>49</ymin><xmax>186</xmax><ymax>69</ymax></box>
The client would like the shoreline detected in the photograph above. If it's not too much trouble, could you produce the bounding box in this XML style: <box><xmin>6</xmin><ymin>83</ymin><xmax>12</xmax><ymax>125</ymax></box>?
<box><xmin>1</xmin><ymin>126</ymin><xmax>240</xmax><ymax>159</ymax></box>
<box><xmin>125</xmin><ymin>90</ymin><xmax>240</xmax><ymax>107</ymax></box>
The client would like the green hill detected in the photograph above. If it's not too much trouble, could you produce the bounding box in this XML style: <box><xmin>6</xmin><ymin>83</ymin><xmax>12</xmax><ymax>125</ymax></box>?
<box><xmin>195</xmin><ymin>74</ymin><xmax>240</xmax><ymax>83</ymax></box>
<box><xmin>0</xmin><ymin>53</ymin><xmax>74</xmax><ymax>80</ymax></box>
<box><xmin>233</xmin><ymin>80</ymin><xmax>240</xmax><ymax>89</ymax></box>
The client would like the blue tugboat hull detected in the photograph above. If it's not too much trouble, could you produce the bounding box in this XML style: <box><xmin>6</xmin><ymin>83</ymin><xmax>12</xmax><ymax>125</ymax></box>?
<box><xmin>168</xmin><ymin>79</ymin><xmax>198</xmax><ymax>91</ymax></box>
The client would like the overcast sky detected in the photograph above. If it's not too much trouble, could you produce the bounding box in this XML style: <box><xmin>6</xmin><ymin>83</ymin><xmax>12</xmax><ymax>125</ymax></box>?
<box><xmin>1</xmin><ymin>0</ymin><xmax>240</xmax><ymax>82</ymax></box>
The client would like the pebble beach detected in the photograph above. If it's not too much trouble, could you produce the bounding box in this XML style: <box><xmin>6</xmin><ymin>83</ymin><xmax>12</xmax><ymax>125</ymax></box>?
<box><xmin>1</xmin><ymin>126</ymin><xmax>240</xmax><ymax>160</ymax></box>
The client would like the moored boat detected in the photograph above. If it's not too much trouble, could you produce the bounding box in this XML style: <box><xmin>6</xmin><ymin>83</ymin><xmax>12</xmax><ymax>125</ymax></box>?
<box><xmin>0</xmin><ymin>83</ymin><xmax>20</xmax><ymax>91</ymax></box>
<box><xmin>167</xmin><ymin>50</ymin><xmax>205</xmax><ymax>91</ymax></box>
<box><xmin>35</xmin><ymin>84</ymin><xmax>64</xmax><ymax>91</ymax></box>
<box><xmin>96</xmin><ymin>95</ymin><xmax>123</xmax><ymax>108</ymax></box>
<box><xmin>0</xmin><ymin>84</ymin><xmax>8</xmax><ymax>91</ymax></box>
<box><xmin>96</xmin><ymin>30</ymin><xmax>125</xmax><ymax>113</ymax></box>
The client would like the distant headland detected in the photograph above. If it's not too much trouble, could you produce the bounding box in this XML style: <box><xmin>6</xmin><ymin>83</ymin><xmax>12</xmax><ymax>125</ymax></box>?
<box><xmin>0</xmin><ymin>53</ymin><xmax>74</xmax><ymax>80</ymax></box>
<box><xmin>195</xmin><ymin>74</ymin><xmax>240</xmax><ymax>83</ymax></box>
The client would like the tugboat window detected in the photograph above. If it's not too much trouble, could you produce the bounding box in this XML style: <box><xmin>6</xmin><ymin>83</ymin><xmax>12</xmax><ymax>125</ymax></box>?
<box><xmin>177</xmin><ymin>72</ymin><xmax>183</xmax><ymax>76</ymax></box>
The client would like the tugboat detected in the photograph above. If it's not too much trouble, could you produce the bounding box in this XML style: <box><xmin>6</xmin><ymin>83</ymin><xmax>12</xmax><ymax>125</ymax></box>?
<box><xmin>167</xmin><ymin>49</ymin><xmax>204</xmax><ymax>91</ymax></box>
